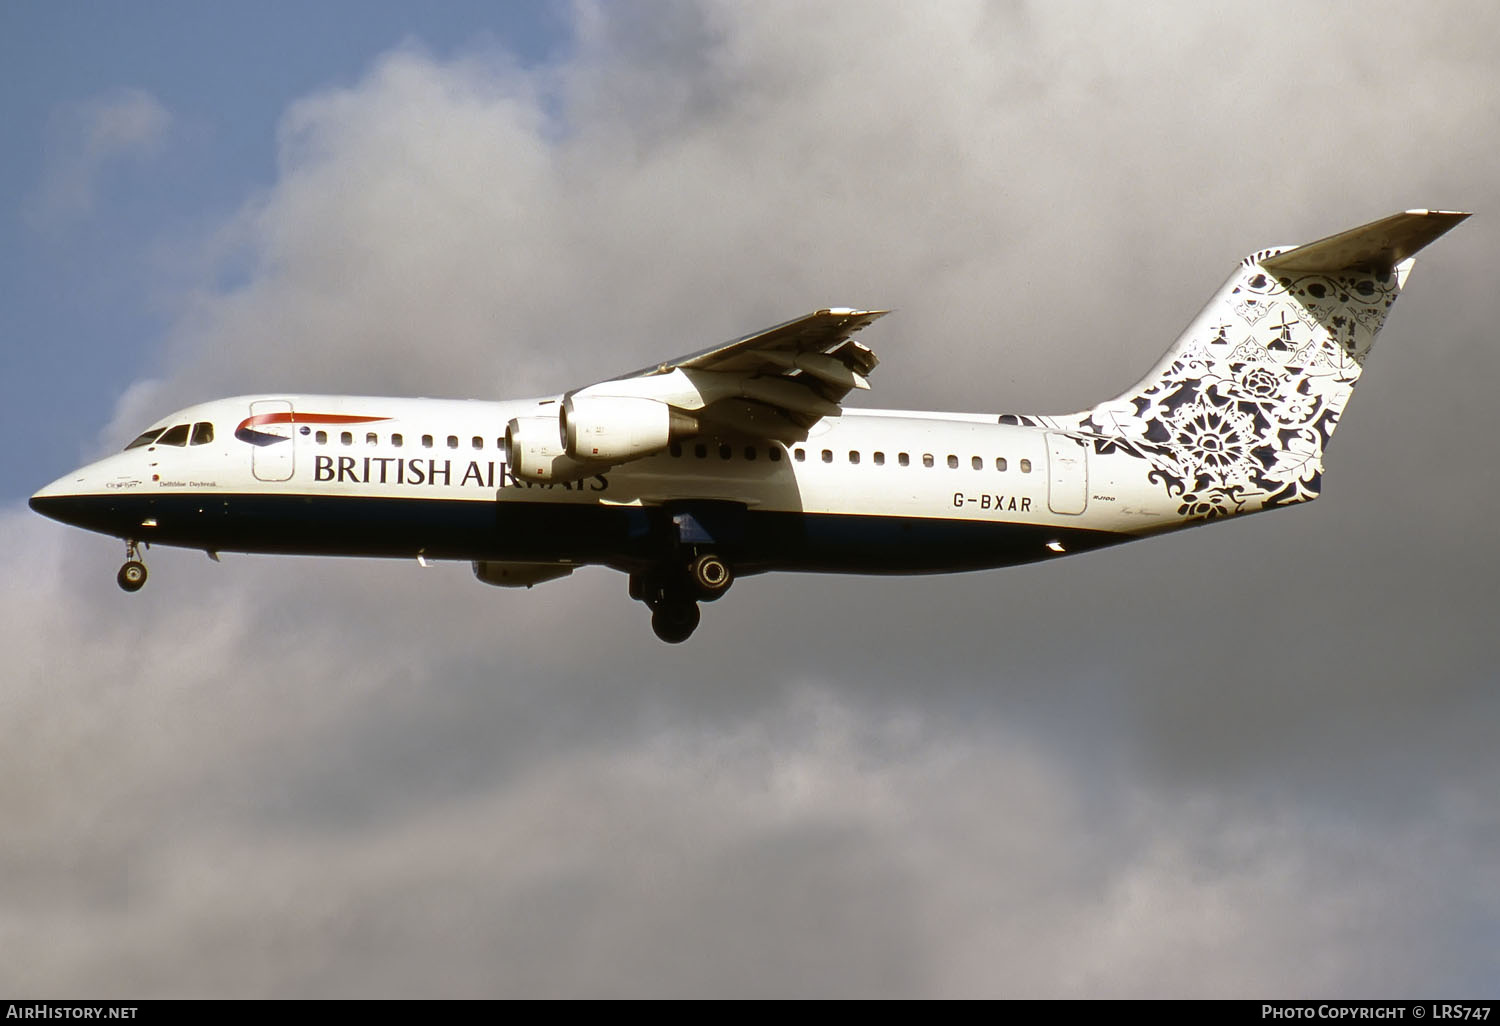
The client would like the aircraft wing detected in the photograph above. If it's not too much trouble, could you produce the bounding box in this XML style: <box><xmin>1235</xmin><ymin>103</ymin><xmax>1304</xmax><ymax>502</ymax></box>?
<box><xmin>568</xmin><ymin>308</ymin><xmax>888</xmax><ymax>443</ymax></box>
<box><xmin>630</xmin><ymin>307</ymin><xmax>885</xmax><ymax>382</ymax></box>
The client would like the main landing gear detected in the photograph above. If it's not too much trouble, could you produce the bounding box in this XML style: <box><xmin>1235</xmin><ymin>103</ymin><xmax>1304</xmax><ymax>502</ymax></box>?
<box><xmin>117</xmin><ymin>541</ymin><xmax>148</xmax><ymax>593</ymax></box>
<box><xmin>632</xmin><ymin>552</ymin><xmax>734</xmax><ymax>643</ymax></box>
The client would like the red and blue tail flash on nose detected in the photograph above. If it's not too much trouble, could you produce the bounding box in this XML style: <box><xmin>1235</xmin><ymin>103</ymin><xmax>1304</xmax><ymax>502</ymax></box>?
<box><xmin>235</xmin><ymin>412</ymin><xmax>390</xmax><ymax>446</ymax></box>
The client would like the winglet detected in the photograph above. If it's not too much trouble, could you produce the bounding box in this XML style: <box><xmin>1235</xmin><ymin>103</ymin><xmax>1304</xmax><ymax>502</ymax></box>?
<box><xmin>1258</xmin><ymin>209</ymin><xmax>1470</xmax><ymax>274</ymax></box>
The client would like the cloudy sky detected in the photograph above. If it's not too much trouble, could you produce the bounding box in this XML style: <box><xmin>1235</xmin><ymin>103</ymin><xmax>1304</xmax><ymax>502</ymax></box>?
<box><xmin>4</xmin><ymin>0</ymin><xmax>1498</xmax><ymax>998</ymax></box>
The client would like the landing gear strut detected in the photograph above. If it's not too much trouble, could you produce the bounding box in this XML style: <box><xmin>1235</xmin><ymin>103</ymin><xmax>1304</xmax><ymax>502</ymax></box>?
<box><xmin>632</xmin><ymin>551</ymin><xmax>735</xmax><ymax>643</ymax></box>
<box><xmin>117</xmin><ymin>541</ymin><xmax>147</xmax><ymax>593</ymax></box>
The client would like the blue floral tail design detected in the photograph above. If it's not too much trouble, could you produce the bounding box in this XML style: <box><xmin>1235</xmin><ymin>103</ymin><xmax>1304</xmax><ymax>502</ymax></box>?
<box><xmin>1060</xmin><ymin>210</ymin><xmax>1468</xmax><ymax>522</ymax></box>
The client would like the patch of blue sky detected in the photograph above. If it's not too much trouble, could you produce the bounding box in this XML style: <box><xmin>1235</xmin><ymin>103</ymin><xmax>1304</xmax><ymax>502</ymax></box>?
<box><xmin>2</xmin><ymin>1</ymin><xmax>570</xmax><ymax>501</ymax></box>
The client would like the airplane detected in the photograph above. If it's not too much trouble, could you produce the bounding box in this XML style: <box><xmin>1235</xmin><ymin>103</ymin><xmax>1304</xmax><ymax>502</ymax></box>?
<box><xmin>30</xmin><ymin>209</ymin><xmax>1468</xmax><ymax>642</ymax></box>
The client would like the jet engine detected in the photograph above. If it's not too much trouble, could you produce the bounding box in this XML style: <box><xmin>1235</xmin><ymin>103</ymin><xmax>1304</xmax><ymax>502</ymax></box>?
<box><xmin>561</xmin><ymin>395</ymin><xmax>698</xmax><ymax>462</ymax></box>
<box><xmin>504</xmin><ymin>415</ymin><xmax>597</xmax><ymax>483</ymax></box>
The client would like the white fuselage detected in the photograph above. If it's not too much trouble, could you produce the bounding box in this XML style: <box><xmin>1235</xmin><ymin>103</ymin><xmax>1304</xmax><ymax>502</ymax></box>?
<box><xmin>32</xmin><ymin>393</ymin><xmax>1176</xmax><ymax>575</ymax></box>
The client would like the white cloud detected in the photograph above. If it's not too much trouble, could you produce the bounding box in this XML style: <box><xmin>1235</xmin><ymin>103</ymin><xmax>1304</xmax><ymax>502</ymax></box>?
<box><xmin>25</xmin><ymin>87</ymin><xmax>172</xmax><ymax>229</ymax></box>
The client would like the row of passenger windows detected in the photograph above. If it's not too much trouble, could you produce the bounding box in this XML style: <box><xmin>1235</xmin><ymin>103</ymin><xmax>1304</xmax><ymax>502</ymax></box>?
<box><xmin>801</xmin><ymin>448</ymin><xmax>1034</xmax><ymax>472</ymax></box>
<box><xmin>667</xmin><ymin>441</ymin><xmax>1031</xmax><ymax>473</ymax></box>
<box><xmin>795</xmin><ymin>449</ymin><xmax>1031</xmax><ymax>472</ymax></box>
<box><xmin>124</xmin><ymin>422</ymin><xmax>215</xmax><ymax>450</ymax></box>
<box><xmin>669</xmin><ymin>442</ymin><xmax>785</xmax><ymax>462</ymax></box>
<box><xmin>302</xmin><ymin>427</ymin><xmax>492</xmax><ymax>450</ymax></box>
<box><xmin>118</xmin><ymin>410</ymin><xmax>1037</xmax><ymax>477</ymax></box>
<box><xmin>299</xmin><ymin>428</ymin><xmax>1035</xmax><ymax>474</ymax></box>
<box><xmin>120</xmin><ymin>418</ymin><xmax>1035</xmax><ymax>476</ymax></box>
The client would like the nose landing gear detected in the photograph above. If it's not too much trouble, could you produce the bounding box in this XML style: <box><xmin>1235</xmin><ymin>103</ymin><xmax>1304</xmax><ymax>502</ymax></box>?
<box><xmin>632</xmin><ymin>552</ymin><xmax>735</xmax><ymax>643</ymax></box>
<box><xmin>117</xmin><ymin>541</ymin><xmax>148</xmax><ymax>593</ymax></box>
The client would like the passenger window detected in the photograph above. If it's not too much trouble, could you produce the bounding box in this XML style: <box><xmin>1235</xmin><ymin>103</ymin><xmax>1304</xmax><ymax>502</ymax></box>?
<box><xmin>124</xmin><ymin>428</ymin><xmax>165</xmax><ymax>450</ymax></box>
<box><xmin>340</xmin><ymin>431</ymin><xmax>353</xmax><ymax>446</ymax></box>
<box><xmin>367</xmin><ymin>432</ymin><xmax>379</xmax><ymax>446</ymax></box>
<box><xmin>996</xmin><ymin>457</ymin><xmax>1007</xmax><ymax>471</ymax></box>
<box><xmin>719</xmin><ymin>444</ymin><xmax>732</xmax><ymax>460</ymax></box>
<box><xmin>873</xmin><ymin>452</ymin><xmax>885</xmax><ymax>466</ymax></box>
<box><xmin>794</xmin><ymin>448</ymin><xmax>806</xmax><ymax>462</ymax></box>
<box><xmin>744</xmin><ymin>446</ymin><xmax>756</xmax><ymax>460</ymax></box>
<box><xmin>669</xmin><ymin>442</ymin><xmax>682</xmax><ymax>457</ymax></box>
<box><xmin>392</xmin><ymin>434</ymin><xmax>403</xmax><ymax>448</ymax></box>
<box><xmin>472</xmin><ymin>436</ymin><xmax>483</xmax><ymax>450</ymax></box>
<box><xmin>447</xmin><ymin>435</ymin><xmax>459</xmax><ymax>449</ymax></box>
<box><xmin>1020</xmin><ymin>458</ymin><xmax>1032</xmax><ymax>473</ymax></box>
<box><xmin>315</xmin><ymin>430</ymin><xmax>328</xmax><ymax>444</ymax></box>
<box><xmin>946</xmin><ymin>455</ymin><xmax>958</xmax><ymax>469</ymax></box>
<box><xmin>848</xmin><ymin>451</ymin><xmax>860</xmax><ymax>464</ymax></box>
<box><xmin>190</xmin><ymin>423</ymin><xmax>214</xmax><ymax>446</ymax></box>
<box><xmin>922</xmin><ymin>454</ymin><xmax>934</xmax><ymax>468</ymax></box>
<box><xmin>821</xmin><ymin>449</ymin><xmax>833</xmax><ymax>463</ymax></box>
<box><xmin>157</xmin><ymin>424</ymin><xmax>190</xmax><ymax>447</ymax></box>
<box><xmin>694</xmin><ymin>444</ymin><xmax>708</xmax><ymax>459</ymax></box>
<box><xmin>422</xmin><ymin>435</ymin><xmax>434</xmax><ymax>448</ymax></box>
<box><xmin>769</xmin><ymin>446</ymin><xmax>782</xmax><ymax>462</ymax></box>
<box><xmin>899</xmin><ymin>453</ymin><xmax>910</xmax><ymax>467</ymax></box>
<box><xmin>972</xmin><ymin>456</ymin><xmax>982</xmax><ymax>470</ymax></box>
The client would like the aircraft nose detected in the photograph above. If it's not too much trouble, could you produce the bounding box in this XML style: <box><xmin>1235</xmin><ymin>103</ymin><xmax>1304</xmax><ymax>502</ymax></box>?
<box><xmin>31</xmin><ymin>487</ymin><xmax>69</xmax><ymax>524</ymax></box>
<box><xmin>30</xmin><ymin>474</ymin><xmax>90</xmax><ymax>526</ymax></box>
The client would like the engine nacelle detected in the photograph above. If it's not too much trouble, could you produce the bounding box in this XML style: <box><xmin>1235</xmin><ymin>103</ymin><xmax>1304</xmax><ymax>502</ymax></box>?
<box><xmin>472</xmin><ymin>561</ymin><xmax>575</xmax><ymax>588</ymax></box>
<box><xmin>505</xmin><ymin>415</ymin><xmax>598</xmax><ymax>483</ymax></box>
<box><xmin>562</xmin><ymin>395</ymin><xmax>697</xmax><ymax>462</ymax></box>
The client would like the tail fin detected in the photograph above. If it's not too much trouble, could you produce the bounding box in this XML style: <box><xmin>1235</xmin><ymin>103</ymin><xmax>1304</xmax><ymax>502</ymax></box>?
<box><xmin>1066</xmin><ymin>209</ymin><xmax>1468</xmax><ymax>521</ymax></box>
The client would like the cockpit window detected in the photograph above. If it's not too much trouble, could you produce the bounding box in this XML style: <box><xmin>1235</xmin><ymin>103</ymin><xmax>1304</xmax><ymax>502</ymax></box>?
<box><xmin>156</xmin><ymin>424</ymin><xmax>191</xmax><ymax>447</ymax></box>
<box><xmin>191</xmin><ymin>422</ymin><xmax>214</xmax><ymax>445</ymax></box>
<box><xmin>124</xmin><ymin>428</ymin><xmax>165</xmax><ymax>450</ymax></box>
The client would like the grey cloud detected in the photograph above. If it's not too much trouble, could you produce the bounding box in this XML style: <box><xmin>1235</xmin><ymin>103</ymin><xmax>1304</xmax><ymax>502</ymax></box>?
<box><xmin>5</xmin><ymin>513</ymin><xmax>1492</xmax><ymax>995</ymax></box>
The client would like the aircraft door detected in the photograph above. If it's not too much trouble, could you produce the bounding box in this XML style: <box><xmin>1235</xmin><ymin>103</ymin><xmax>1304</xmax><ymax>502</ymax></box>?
<box><xmin>248</xmin><ymin>399</ymin><xmax>296</xmax><ymax>482</ymax></box>
<box><xmin>1045</xmin><ymin>432</ymin><xmax>1087</xmax><ymax>515</ymax></box>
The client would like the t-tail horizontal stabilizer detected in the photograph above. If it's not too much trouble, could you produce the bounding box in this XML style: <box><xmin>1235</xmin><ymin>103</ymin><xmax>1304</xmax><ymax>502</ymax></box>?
<box><xmin>1257</xmin><ymin>209</ymin><xmax>1470</xmax><ymax>274</ymax></box>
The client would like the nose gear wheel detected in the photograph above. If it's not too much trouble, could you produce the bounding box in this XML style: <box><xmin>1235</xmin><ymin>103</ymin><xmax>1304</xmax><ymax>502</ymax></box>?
<box><xmin>117</xmin><ymin>541</ymin><xmax>148</xmax><ymax>593</ymax></box>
